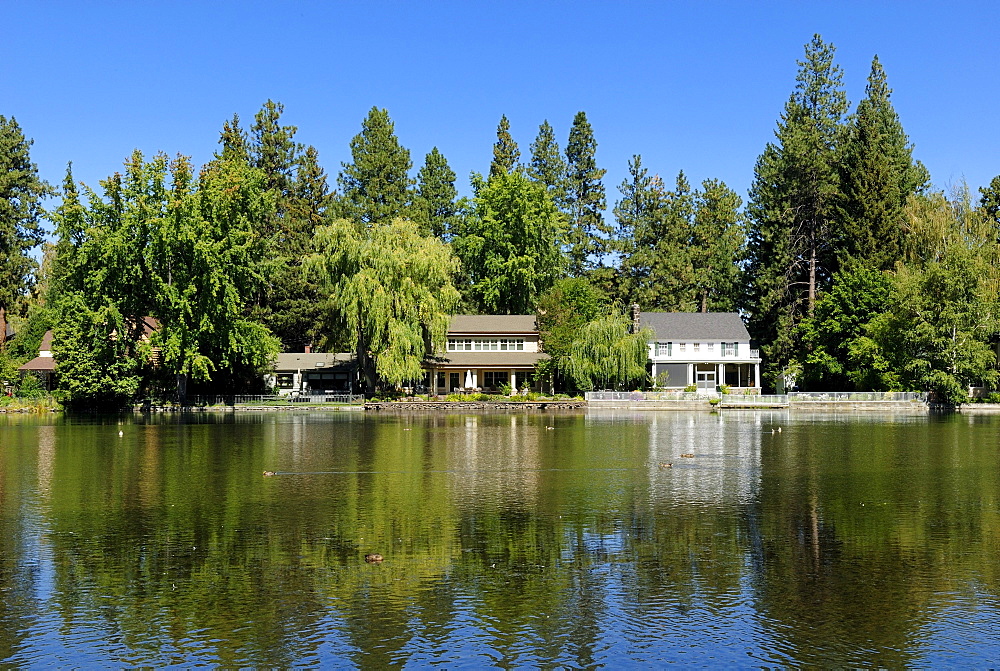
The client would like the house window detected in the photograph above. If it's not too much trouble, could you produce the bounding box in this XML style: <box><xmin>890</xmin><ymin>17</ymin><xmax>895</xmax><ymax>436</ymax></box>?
<box><xmin>449</xmin><ymin>372</ymin><xmax>461</xmax><ymax>390</ymax></box>
<box><xmin>722</xmin><ymin>342</ymin><xmax>739</xmax><ymax>356</ymax></box>
<box><xmin>656</xmin><ymin>342</ymin><xmax>672</xmax><ymax>356</ymax></box>
<box><xmin>693</xmin><ymin>343</ymin><xmax>700</xmax><ymax>353</ymax></box>
<box><xmin>708</xmin><ymin>342</ymin><xmax>714</xmax><ymax>352</ymax></box>
<box><xmin>448</xmin><ymin>338</ymin><xmax>524</xmax><ymax>351</ymax></box>
<box><xmin>679</xmin><ymin>343</ymin><xmax>686</xmax><ymax>353</ymax></box>
<box><xmin>276</xmin><ymin>373</ymin><xmax>294</xmax><ymax>389</ymax></box>
<box><xmin>483</xmin><ymin>371</ymin><xmax>509</xmax><ymax>389</ymax></box>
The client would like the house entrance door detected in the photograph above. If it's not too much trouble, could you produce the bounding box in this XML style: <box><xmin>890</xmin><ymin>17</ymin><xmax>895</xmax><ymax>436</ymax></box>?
<box><xmin>696</xmin><ymin>370</ymin><xmax>716</xmax><ymax>393</ymax></box>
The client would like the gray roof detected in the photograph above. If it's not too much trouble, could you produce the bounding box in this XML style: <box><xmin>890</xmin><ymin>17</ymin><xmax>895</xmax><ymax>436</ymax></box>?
<box><xmin>428</xmin><ymin>351</ymin><xmax>548</xmax><ymax>368</ymax></box>
<box><xmin>640</xmin><ymin>312</ymin><xmax>750</xmax><ymax>341</ymax></box>
<box><xmin>449</xmin><ymin>315</ymin><xmax>538</xmax><ymax>335</ymax></box>
<box><xmin>274</xmin><ymin>352</ymin><xmax>355</xmax><ymax>371</ymax></box>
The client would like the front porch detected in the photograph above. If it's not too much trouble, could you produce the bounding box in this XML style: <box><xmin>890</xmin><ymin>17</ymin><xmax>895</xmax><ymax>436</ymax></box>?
<box><xmin>651</xmin><ymin>361</ymin><xmax>761</xmax><ymax>395</ymax></box>
<box><xmin>428</xmin><ymin>367</ymin><xmax>540</xmax><ymax>395</ymax></box>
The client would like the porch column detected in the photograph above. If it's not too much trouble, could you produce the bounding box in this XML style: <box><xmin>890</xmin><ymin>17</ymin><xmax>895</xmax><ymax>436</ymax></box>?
<box><xmin>473</xmin><ymin>371</ymin><xmax>478</xmax><ymax>389</ymax></box>
<box><xmin>431</xmin><ymin>367</ymin><xmax>437</xmax><ymax>396</ymax></box>
<box><xmin>754</xmin><ymin>363</ymin><xmax>760</xmax><ymax>390</ymax></box>
<box><xmin>687</xmin><ymin>364</ymin><xmax>694</xmax><ymax>386</ymax></box>
<box><xmin>717</xmin><ymin>363</ymin><xmax>724</xmax><ymax>390</ymax></box>
<box><xmin>510</xmin><ymin>370</ymin><xmax>517</xmax><ymax>392</ymax></box>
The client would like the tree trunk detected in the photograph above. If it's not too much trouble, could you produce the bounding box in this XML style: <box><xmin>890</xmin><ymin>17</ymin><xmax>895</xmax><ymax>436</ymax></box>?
<box><xmin>808</xmin><ymin>241</ymin><xmax>817</xmax><ymax>316</ymax></box>
<box><xmin>176</xmin><ymin>372</ymin><xmax>188</xmax><ymax>404</ymax></box>
<box><xmin>0</xmin><ymin>307</ymin><xmax>6</xmax><ymax>350</ymax></box>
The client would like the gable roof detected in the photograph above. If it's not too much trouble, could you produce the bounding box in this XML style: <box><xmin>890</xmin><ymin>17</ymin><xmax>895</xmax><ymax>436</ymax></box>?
<box><xmin>448</xmin><ymin>315</ymin><xmax>538</xmax><ymax>335</ymax></box>
<box><xmin>640</xmin><ymin>312</ymin><xmax>751</xmax><ymax>341</ymax></box>
<box><xmin>274</xmin><ymin>352</ymin><xmax>355</xmax><ymax>371</ymax></box>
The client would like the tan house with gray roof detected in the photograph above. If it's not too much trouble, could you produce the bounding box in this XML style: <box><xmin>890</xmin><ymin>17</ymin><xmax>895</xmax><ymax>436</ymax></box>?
<box><xmin>425</xmin><ymin>315</ymin><xmax>548</xmax><ymax>394</ymax></box>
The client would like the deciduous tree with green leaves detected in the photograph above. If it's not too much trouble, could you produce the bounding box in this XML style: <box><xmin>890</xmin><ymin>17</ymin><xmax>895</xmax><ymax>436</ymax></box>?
<box><xmin>308</xmin><ymin>217</ymin><xmax>459</xmax><ymax>393</ymax></box>
<box><xmin>534</xmin><ymin>277</ymin><xmax>608</xmax><ymax>390</ymax></box>
<box><xmin>564</xmin><ymin>312</ymin><xmax>652</xmax><ymax>391</ymax></box>
<box><xmin>452</xmin><ymin>171</ymin><xmax>565</xmax><ymax>314</ymax></box>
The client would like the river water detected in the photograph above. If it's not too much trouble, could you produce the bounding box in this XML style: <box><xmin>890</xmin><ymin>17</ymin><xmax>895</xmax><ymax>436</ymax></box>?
<box><xmin>1</xmin><ymin>409</ymin><xmax>998</xmax><ymax>666</ymax></box>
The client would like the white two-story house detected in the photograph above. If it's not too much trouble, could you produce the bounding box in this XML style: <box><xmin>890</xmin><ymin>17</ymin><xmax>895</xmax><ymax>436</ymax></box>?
<box><xmin>641</xmin><ymin>312</ymin><xmax>761</xmax><ymax>393</ymax></box>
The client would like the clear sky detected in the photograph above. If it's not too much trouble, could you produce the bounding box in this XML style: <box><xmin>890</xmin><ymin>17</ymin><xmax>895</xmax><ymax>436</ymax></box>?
<box><xmin>4</xmin><ymin>1</ymin><xmax>999</xmax><ymax>216</ymax></box>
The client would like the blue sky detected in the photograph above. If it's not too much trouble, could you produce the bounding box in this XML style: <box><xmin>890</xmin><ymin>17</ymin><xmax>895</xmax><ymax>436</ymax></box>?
<box><xmin>4</xmin><ymin>1</ymin><xmax>999</xmax><ymax>216</ymax></box>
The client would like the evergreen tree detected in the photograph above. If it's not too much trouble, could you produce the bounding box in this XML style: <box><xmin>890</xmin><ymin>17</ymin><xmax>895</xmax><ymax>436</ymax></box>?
<box><xmin>0</xmin><ymin>115</ymin><xmax>50</xmax><ymax>343</ymax></box>
<box><xmin>489</xmin><ymin>115</ymin><xmax>521</xmax><ymax>179</ymax></box>
<box><xmin>838</xmin><ymin>56</ymin><xmax>928</xmax><ymax>269</ymax></box>
<box><xmin>47</xmin><ymin>163</ymin><xmax>88</xmax><ymax>301</ymax></box>
<box><xmin>979</xmin><ymin>175</ymin><xmax>1000</xmax><ymax>230</ymax></box>
<box><xmin>268</xmin><ymin>144</ymin><xmax>330</xmax><ymax>350</ymax></box>
<box><xmin>564</xmin><ymin>111</ymin><xmax>609</xmax><ymax>275</ymax></box>
<box><xmin>746</xmin><ymin>34</ymin><xmax>848</xmax><ymax>383</ymax></box>
<box><xmin>616</xmin><ymin>160</ymin><xmax>696</xmax><ymax>310</ymax></box>
<box><xmin>690</xmin><ymin>179</ymin><xmax>746</xmax><ymax>312</ymax></box>
<box><xmin>452</xmin><ymin>171</ymin><xmax>564</xmax><ymax>314</ymax></box>
<box><xmin>251</xmin><ymin>100</ymin><xmax>300</xmax><ymax>204</ymax></box>
<box><xmin>216</xmin><ymin>113</ymin><xmax>250</xmax><ymax>163</ymax></box>
<box><xmin>414</xmin><ymin>147</ymin><xmax>459</xmax><ymax>239</ymax></box>
<box><xmin>337</xmin><ymin>107</ymin><xmax>413</xmax><ymax>225</ymax></box>
<box><xmin>527</xmin><ymin>120</ymin><xmax>566</xmax><ymax>206</ymax></box>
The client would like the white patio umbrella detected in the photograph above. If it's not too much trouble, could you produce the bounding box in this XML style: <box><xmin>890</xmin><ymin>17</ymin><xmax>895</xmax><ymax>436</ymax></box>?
<box><xmin>465</xmin><ymin>369</ymin><xmax>473</xmax><ymax>389</ymax></box>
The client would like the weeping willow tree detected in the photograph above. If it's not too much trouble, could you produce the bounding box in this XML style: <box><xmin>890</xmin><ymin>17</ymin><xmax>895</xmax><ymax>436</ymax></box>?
<box><xmin>564</xmin><ymin>313</ymin><xmax>653</xmax><ymax>391</ymax></box>
<box><xmin>309</xmin><ymin>217</ymin><xmax>459</xmax><ymax>393</ymax></box>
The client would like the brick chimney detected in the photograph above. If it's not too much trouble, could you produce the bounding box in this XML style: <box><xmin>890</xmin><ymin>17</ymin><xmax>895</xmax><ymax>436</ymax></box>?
<box><xmin>631</xmin><ymin>303</ymin><xmax>641</xmax><ymax>334</ymax></box>
<box><xmin>304</xmin><ymin>343</ymin><xmax>312</xmax><ymax>354</ymax></box>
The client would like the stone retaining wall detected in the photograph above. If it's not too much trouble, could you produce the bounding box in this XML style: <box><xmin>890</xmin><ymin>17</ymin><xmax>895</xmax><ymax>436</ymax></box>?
<box><xmin>365</xmin><ymin>401</ymin><xmax>586</xmax><ymax>412</ymax></box>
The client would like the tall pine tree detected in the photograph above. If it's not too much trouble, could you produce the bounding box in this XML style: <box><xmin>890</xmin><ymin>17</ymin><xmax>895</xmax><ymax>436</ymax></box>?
<box><xmin>564</xmin><ymin>111</ymin><xmax>609</xmax><ymax>275</ymax></box>
<box><xmin>527</xmin><ymin>120</ymin><xmax>566</xmax><ymax>206</ymax></box>
<box><xmin>746</xmin><ymin>34</ymin><xmax>848</xmax><ymax>382</ymax></box>
<box><xmin>414</xmin><ymin>147</ymin><xmax>459</xmax><ymax>239</ymax></box>
<box><xmin>838</xmin><ymin>55</ymin><xmax>927</xmax><ymax>270</ymax></box>
<box><xmin>337</xmin><ymin>107</ymin><xmax>413</xmax><ymax>225</ymax></box>
<box><xmin>0</xmin><ymin>115</ymin><xmax>50</xmax><ymax>343</ymax></box>
<box><xmin>691</xmin><ymin>179</ymin><xmax>745</xmax><ymax>312</ymax></box>
<box><xmin>489</xmin><ymin>115</ymin><xmax>521</xmax><ymax>179</ymax></box>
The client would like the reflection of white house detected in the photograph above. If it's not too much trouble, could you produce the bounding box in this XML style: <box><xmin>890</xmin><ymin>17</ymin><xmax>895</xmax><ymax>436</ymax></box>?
<box><xmin>267</xmin><ymin>351</ymin><xmax>356</xmax><ymax>396</ymax></box>
<box><xmin>641</xmin><ymin>312</ymin><xmax>761</xmax><ymax>393</ymax></box>
<box><xmin>425</xmin><ymin>315</ymin><xmax>548</xmax><ymax>394</ymax></box>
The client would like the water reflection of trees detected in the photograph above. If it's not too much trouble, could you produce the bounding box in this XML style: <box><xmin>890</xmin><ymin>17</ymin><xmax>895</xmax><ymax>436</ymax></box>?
<box><xmin>0</xmin><ymin>412</ymin><xmax>999</xmax><ymax>664</ymax></box>
<box><xmin>750</xmin><ymin>414</ymin><xmax>1000</xmax><ymax>666</ymax></box>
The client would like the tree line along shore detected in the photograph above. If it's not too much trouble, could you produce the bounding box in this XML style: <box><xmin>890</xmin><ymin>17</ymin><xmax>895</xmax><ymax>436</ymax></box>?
<box><xmin>2</xmin><ymin>34</ymin><xmax>999</xmax><ymax>409</ymax></box>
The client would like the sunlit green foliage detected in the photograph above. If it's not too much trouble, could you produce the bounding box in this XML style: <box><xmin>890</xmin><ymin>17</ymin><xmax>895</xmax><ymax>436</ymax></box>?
<box><xmin>564</xmin><ymin>111</ymin><xmax>609</xmax><ymax>275</ymax></box>
<box><xmin>0</xmin><ymin>115</ymin><xmax>51</xmax><ymax>341</ymax></box>
<box><xmin>336</xmin><ymin>107</ymin><xmax>414</xmax><ymax>225</ymax></box>
<box><xmin>534</xmin><ymin>277</ymin><xmax>609</xmax><ymax>389</ymax></box>
<box><xmin>747</xmin><ymin>34</ymin><xmax>849</xmax><ymax>381</ymax></box>
<box><xmin>564</xmin><ymin>313</ymin><xmax>652</xmax><ymax>391</ymax></box>
<box><xmin>309</xmin><ymin>217</ymin><xmax>459</xmax><ymax>392</ymax></box>
<box><xmin>453</xmin><ymin>171</ymin><xmax>565</xmax><ymax>314</ymax></box>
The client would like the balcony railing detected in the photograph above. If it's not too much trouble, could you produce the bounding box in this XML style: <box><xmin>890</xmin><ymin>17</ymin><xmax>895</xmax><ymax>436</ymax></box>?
<box><xmin>650</xmin><ymin>348</ymin><xmax>761</xmax><ymax>360</ymax></box>
<box><xmin>788</xmin><ymin>391</ymin><xmax>927</xmax><ymax>402</ymax></box>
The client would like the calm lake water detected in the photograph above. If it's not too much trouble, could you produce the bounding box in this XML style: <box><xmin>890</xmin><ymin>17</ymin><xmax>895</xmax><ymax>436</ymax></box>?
<box><xmin>1</xmin><ymin>409</ymin><xmax>999</xmax><ymax>667</ymax></box>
